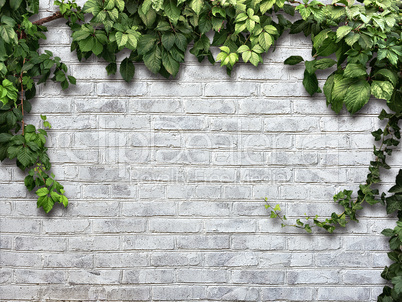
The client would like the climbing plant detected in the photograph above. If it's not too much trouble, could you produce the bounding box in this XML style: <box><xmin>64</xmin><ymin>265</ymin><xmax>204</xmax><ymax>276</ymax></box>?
<box><xmin>0</xmin><ymin>0</ymin><xmax>401</xmax><ymax>300</ymax></box>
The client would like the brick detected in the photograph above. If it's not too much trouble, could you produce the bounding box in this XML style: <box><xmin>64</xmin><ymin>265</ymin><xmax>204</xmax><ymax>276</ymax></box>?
<box><xmin>121</xmin><ymin>201</ymin><xmax>176</xmax><ymax>217</ymax></box>
<box><xmin>177</xmin><ymin>269</ymin><xmax>228</xmax><ymax>283</ymax></box>
<box><xmin>261</xmin><ymin>287</ymin><xmax>313</xmax><ymax>301</ymax></box>
<box><xmin>130</xmin><ymin>99</ymin><xmax>182</xmax><ymax>113</ymax></box>
<box><xmin>204</xmin><ymin>252</ymin><xmax>258</xmax><ymax>267</ymax></box>
<box><xmin>287</xmin><ymin>269</ymin><xmax>340</xmax><ymax>284</ymax></box>
<box><xmin>232</xmin><ymin>235</ymin><xmax>285</xmax><ymax>250</ymax></box>
<box><xmin>152</xmin><ymin>286</ymin><xmax>207</xmax><ymax>300</ymax></box>
<box><xmin>69</xmin><ymin>236</ymin><xmax>120</xmax><ymax>251</ymax></box>
<box><xmin>123</xmin><ymin>235</ymin><xmax>175</xmax><ymax>250</ymax></box>
<box><xmin>97</xmin><ymin>82</ymin><xmax>147</xmax><ymax>96</ymax></box>
<box><xmin>44</xmin><ymin>253</ymin><xmax>93</xmax><ymax>268</ymax></box>
<box><xmin>0</xmin><ymin>251</ymin><xmax>42</xmax><ymax>267</ymax></box>
<box><xmin>184</xmin><ymin>99</ymin><xmax>236</xmax><ymax>114</ymax></box>
<box><xmin>107</xmin><ymin>287</ymin><xmax>150</xmax><ymax>300</ymax></box>
<box><xmin>149</xmin><ymin>82</ymin><xmax>202</xmax><ymax>97</ymax></box>
<box><xmin>178</xmin><ymin>201</ymin><xmax>230</xmax><ymax>216</ymax></box>
<box><xmin>15</xmin><ymin>269</ymin><xmax>65</xmax><ymax>284</ymax></box>
<box><xmin>69</xmin><ymin>270</ymin><xmax>121</xmax><ymax>284</ymax></box>
<box><xmin>205</xmin><ymin>219</ymin><xmax>256</xmax><ymax>233</ymax></box>
<box><xmin>177</xmin><ymin>235</ymin><xmax>230</xmax><ymax>249</ymax></box>
<box><xmin>207</xmin><ymin>286</ymin><xmax>259</xmax><ymax>301</ymax></box>
<box><xmin>154</xmin><ymin>115</ymin><xmax>206</xmax><ymax>130</ymax></box>
<box><xmin>317</xmin><ymin>287</ymin><xmax>370</xmax><ymax>301</ymax></box>
<box><xmin>92</xmin><ymin>218</ymin><xmax>146</xmax><ymax>233</ymax></box>
<box><xmin>149</xmin><ymin>218</ymin><xmax>202</xmax><ymax>233</ymax></box>
<box><xmin>151</xmin><ymin>252</ymin><xmax>200</xmax><ymax>267</ymax></box>
<box><xmin>205</xmin><ymin>82</ymin><xmax>258</xmax><ymax>97</ymax></box>
<box><xmin>15</xmin><ymin>237</ymin><xmax>67</xmax><ymax>251</ymax></box>
<box><xmin>0</xmin><ymin>218</ymin><xmax>40</xmax><ymax>233</ymax></box>
<box><xmin>232</xmin><ymin>270</ymin><xmax>285</xmax><ymax>284</ymax></box>
<box><xmin>122</xmin><ymin>269</ymin><xmax>174</xmax><ymax>283</ymax></box>
<box><xmin>75</xmin><ymin>98</ymin><xmax>127</xmax><ymax>113</ymax></box>
<box><xmin>95</xmin><ymin>253</ymin><xmax>148</xmax><ymax>267</ymax></box>
<box><xmin>343</xmin><ymin>269</ymin><xmax>383</xmax><ymax>285</ymax></box>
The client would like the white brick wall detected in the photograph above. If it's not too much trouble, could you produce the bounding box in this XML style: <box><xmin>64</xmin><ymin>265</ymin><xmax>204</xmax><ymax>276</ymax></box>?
<box><xmin>0</xmin><ymin>1</ymin><xmax>401</xmax><ymax>301</ymax></box>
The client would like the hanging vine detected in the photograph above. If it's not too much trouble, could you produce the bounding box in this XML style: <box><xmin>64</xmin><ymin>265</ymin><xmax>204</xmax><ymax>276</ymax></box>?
<box><xmin>0</xmin><ymin>0</ymin><xmax>401</xmax><ymax>300</ymax></box>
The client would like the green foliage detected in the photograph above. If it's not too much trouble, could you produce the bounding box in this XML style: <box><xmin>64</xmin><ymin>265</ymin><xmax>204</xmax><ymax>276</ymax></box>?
<box><xmin>1</xmin><ymin>0</ymin><xmax>402</xmax><ymax>299</ymax></box>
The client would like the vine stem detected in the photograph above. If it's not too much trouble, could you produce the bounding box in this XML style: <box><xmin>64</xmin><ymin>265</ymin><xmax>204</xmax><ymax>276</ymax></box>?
<box><xmin>32</xmin><ymin>11</ymin><xmax>63</xmax><ymax>25</ymax></box>
<box><xmin>18</xmin><ymin>29</ymin><xmax>25</xmax><ymax>135</ymax></box>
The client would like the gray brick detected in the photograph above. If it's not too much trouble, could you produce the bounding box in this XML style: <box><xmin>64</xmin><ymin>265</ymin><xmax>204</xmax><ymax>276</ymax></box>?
<box><xmin>232</xmin><ymin>270</ymin><xmax>285</xmax><ymax>284</ymax></box>
<box><xmin>69</xmin><ymin>236</ymin><xmax>120</xmax><ymax>251</ymax></box>
<box><xmin>94</xmin><ymin>253</ymin><xmax>148</xmax><ymax>267</ymax></box>
<box><xmin>122</xmin><ymin>269</ymin><xmax>174</xmax><ymax>284</ymax></box>
<box><xmin>15</xmin><ymin>269</ymin><xmax>65</xmax><ymax>284</ymax></box>
<box><xmin>15</xmin><ymin>237</ymin><xmax>67</xmax><ymax>251</ymax></box>
<box><xmin>204</xmin><ymin>252</ymin><xmax>258</xmax><ymax>267</ymax></box>
<box><xmin>205</xmin><ymin>219</ymin><xmax>256</xmax><ymax>233</ymax></box>
<box><xmin>317</xmin><ymin>287</ymin><xmax>370</xmax><ymax>301</ymax></box>
<box><xmin>177</xmin><ymin>235</ymin><xmax>230</xmax><ymax>249</ymax></box>
<box><xmin>123</xmin><ymin>235</ymin><xmax>175</xmax><ymax>250</ymax></box>
<box><xmin>121</xmin><ymin>201</ymin><xmax>176</xmax><ymax>217</ymax></box>
<box><xmin>92</xmin><ymin>218</ymin><xmax>146</xmax><ymax>233</ymax></box>
<box><xmin>149</xmin><ymin>218</ymin><xmax>202</xmax><ymax>233</ymax></box>
<box><xmin>0</xmin><ymin>218</ymin><xmax>40</xmax><ymax>233</ymax></box>
<box><xmin>107</xmin><ymin>287</ymin><xmax>150</xmax><ymax>300</ymax></box>
<box><xmin>177</xmin><ymin>269</ymin><xmax>228</xmax><ymax>283</ymax></box>
<box><xmin>261</xmin><ymin>287</ymin><xmax>313</xmax><ymax>301</ymax></box>
<box><xmin>288</xmin><ymin>269</ymin><xmax>340</xmax><ymax>284</ymax></box>
<box><xmin>149</xmin><ymin>82</ymin><xmax>202</xmax><ymax>97</ymax></box>
<box><xmin>69</xmin><ymin>269</ymin><xmax>121</xmax><ymax>284</ymax></box>
<box><xmin>232</xmin><ymin>235</ymin><xmax>285</xmax><ymax>250</ymax></box>
<box><xmin>44</xmin><ymin>253</ymin><xmax>93</xmax><ymax>268</ymax></box>
<box><xmin>152</xmin><ymin>286</ymin><xmax>207</xmax><ymax>300</ymax></box>
<box><xmin>207</xmin><ymin>286</ymin><xmax>259</xmax><ymax>301</ymax></box>
<box><xmin>205</xmin><ymin>82</ymin><xmax>258</xmax><ymax>97</ymax></box>
<box><xmin>97</xmin><ymin>82</ymin><xmax>147</xmax><ymax>96</ymax></box>
<box><xmin>151</xmin><ymin>252</ymin><xmax>200</xmax><ymax>267</ymax></box>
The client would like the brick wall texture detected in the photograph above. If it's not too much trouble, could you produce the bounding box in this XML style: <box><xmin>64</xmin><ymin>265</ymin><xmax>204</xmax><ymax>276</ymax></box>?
<box><xmin>0</xmin><ymin>1</ymin><xmax>401</xmax><ymax>301</ymax></box>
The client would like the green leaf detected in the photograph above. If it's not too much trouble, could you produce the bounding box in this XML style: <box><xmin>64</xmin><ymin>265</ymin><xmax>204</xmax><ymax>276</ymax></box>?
<box><xmin>119</xmin><ymin>58</ymin><xmax>135</xmax><ymax>82</ymax></box>
<box><xmin>343</xmin><ymin>63</ymin><xmax>367</xmax><ymax>78</ymax></box>
<box><xmin>37</xmin><ymin>195</ymin><xmax>54</xmax><ymax>213</ymax></box>
<box><xmin>371</xmin><ymin>81</ymin><xmax>394</xmax><ymax>101</ymax></box>
<box><xmin>259</xmin><ymin>32</ymin><xmax>272</xmax><ymax>51</ymax></box>
<box><xmin>260</xmin><ymin>0</ymin><xmax>275</xmax><ymax>14</ymax></box>
<box><xmin>190</xmin><ymin>0</ymin><xmax>203</xmax><ymax>15</ymax></box>
<box><xmin>143</xmin><ymin>46</ymin><xmax>161</xmax><ymax>74</ymax></box>
<box><xmin>0</xmin><ymin>133</ymin><xmax>12</xmax><ymax>143</ymax></box>
<box><xmin>17</xmin><ymin>147</ymin><xmax>33</xmax><ymax>167</ymax></box>
<box><xmin>162</xmin><ymin>51</ymin><xmax>180</xmax><ymax>76</ymax></box>
<box><xmin>392</xmin><ymin>276</ymin><xmax>402</xmax><ymax>294</ymax></box>
<box><xmin>164</xmin><ymin>0</ymin><xmax>181</xmax><ymax>24</ymax></box>
<box><xmin>162</xmin><ymin>32</ymin><xmax>175</xmax><ymax>51</ymax></box>
<box><xmin>10</xmin><ymin>0</ymin><xmax>23</xmax><ymax>10</ymax></box>
<box><xmin>316</xmin><ymin>38</ymin><xmax>338</xmax><ymax>57</ymax></box>
<box><xmin>374</xmin><ymin>69</ymin><xmax>397</xmax><ymax>86</ymax></box>
<box><xmin>344</xmin><ymin>80</ymin><xmax>371</xmax><ymax>114</ymax></box>
<box><xmin>284</xmin><ymin>56</ymin><xmax>304</xmax><ymax>65</ymax></box>
<box><xmin>36</xmin><ymin>187</ymin><xmax>49</xmax><ymax>197</ymax></box>
<box><xmin>336</xmin><ymin>25</ymin><xmax>352</xmax><ymax>42</ymax></box>
<box><xmin>332</xmin><ymin>76</ymin><xmax>354</xmax><ymax>106</ymax></box>
<box><xmin>60</xmin><ymin>195</ymin><xmax>68</xmax><ymax>207</ymax></box>
<box><xmin>314</xmin><ymin>58</ymin><xmax>336</xmax><ymax>70</ymax></box>
<box><xmin>389</xmin><ymin>170</ymin><xmax>402</xmax><ymax>194</ymax></box>
<box><xmin>303</xmin><ymin>70</ymin><xmax>319</xmax><ymax>96</ymax></box>
<box><xmin>174</xmin><ymin>33</ymin><xmax>187</xmax><ymax>52</ymax></box>
<box><xmin>381</xmin><ymin>228</ymin><xmax>395</xmax><ymax>237</ymax></box>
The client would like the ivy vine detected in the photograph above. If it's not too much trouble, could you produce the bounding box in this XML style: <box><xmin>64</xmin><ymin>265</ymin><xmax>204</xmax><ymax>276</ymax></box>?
<box><xmin>0</xmin><ymin>0</ymin><xmax>401</xmax><ymax>300</ymax></box>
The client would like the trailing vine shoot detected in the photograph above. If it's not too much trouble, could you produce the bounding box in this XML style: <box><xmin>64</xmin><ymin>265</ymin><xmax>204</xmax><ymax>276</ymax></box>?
<box><xmin>0</xmin><ymin>0</ymin><xmax>401</xmax><ymax>300</ymax></box>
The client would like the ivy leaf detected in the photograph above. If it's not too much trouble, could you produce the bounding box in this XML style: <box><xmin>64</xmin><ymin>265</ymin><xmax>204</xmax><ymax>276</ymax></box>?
<box><xmin>284</xmin><ymin>56</ymin><xmax>304</xmax><ymax>65</ymax></box>
<box><xmin>9</xmin><ymin>0</ymin><xmax>23</xmax><ymax>10</ymax></box>
<box><xmin>374</xmin><ymin>69</ymin><xmax>397</xmax><ymax>86</ymax></box>
<box><xmin>162</xmin><ymin>51</ymin><xmax>180</xmax><ymax>76</ymax></box>
<box><xmin>315</xmin><ymin>38</ymin><xmax>338</xmax><ymax>57</ymax></box>
<box><xmin>392</xmin><ymin>276</ymin><xmax>402</xmax><ymax>294</ymax></box>
<box><xmin>143</xmin><ymin>45</ymin><xmax>161</xmax><ymax>74</ymax></box>
<box><xmin>259</xmin><ymin>32</ymin><xmax>272</xmax><ymax>51</ymax></box>
<box><xmin>119</xmin><ymin>58</ymin><xmax>135</xmax><ymax>82</ymax></box>
<box><xmin>37</xmin><ymin>195</ymin><xmax>54</xmax><ymax>213</ymax></box>
<box><xmin>303</xmin><ymin>70</ymin><xmax>320</xmax><ymax>96</ymax></box>
<box><xmin>389</xmin><ymin>170</ymin><xmax>402</xmax><ymax>194</ymax></box>
<box><xmin>344</xmin><ymin>80</ymin><xmax>370</xmax><ymax>114</ymax></box>
<box><xmin>36</xmin><ymin>187</ymin><xmax>49</xmax><ymax>197</ymax></box>
<box><xmin>164</xmin><ymin>0</ymin><xmax>181</xmax><ymax>24</ymax></box>
<box><xmin>60</xmin><ymin>195</ymin><xmax>68</xmax><ymax>207</ymax></box>
<box><xmin>162</xmin><ymin>32</ymin><xmax>175</xmax><ymax>51</ymax></box>
<box><xmin>371</xmin><ymin>81</ymin><xmax>394</xmax><ymax>101</ymax></box>
<box><xmin>260</xmin><ymin>0</ymin><xmax>275</xmax><ymax>14</ymax></box>
<box><xmin>336</xmin><ymin>25</ymin><xmax>352</xmax><ymax>42</ymax></box>
<box><xmin>314</xmin><ymin>58</ymin><xmax>336</xmax><ymax>70</ymax></box>
<box><xmin>343</xmin><ymin>63</ymin><xmax>367</xmax><ymax>78</ymax></box>
<box><xmin>190</xmin><ymin>0</ymin><xmax>203</xmax><ymax>15</ymax></box>
<box><xmin>17</xmin><ymin>147</ymin><xmax>33</xmax><ymax>167</ymax></box>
